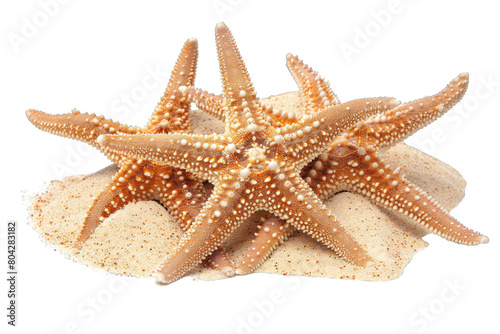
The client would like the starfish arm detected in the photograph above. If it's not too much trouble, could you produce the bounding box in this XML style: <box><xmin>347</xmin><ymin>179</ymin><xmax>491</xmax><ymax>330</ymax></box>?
<box><xmin>75</xmin><ymin>161</ymin><xmax>138</xmax><ymax>248</ymax></box>
<box><xmin>154</xmin><ymin>168</ymin><xmax>210</xmax><ymax>232</ymax></box>
<box><xmin>301</xmin><ymin>142</ymin><xmax>345</xmax><ymax>201</ymax></box>
<box><xmin>74</xmin><ymin>160</ymin><xmax>208</xmax><ymax>248</ymax></box>
<box><xmin>148</xmin><ymin>39</ymin><xmax>199</xmax><ymax>133</ymax></box>
<box><xmin>265</xmin><ymin>172</ymin><xmax>371</xmax><ymax>266</ymax></box>
<box><xmin>26</xmin><ymin>109</ymin><xmax>141</xmax><ymax>162</ymax></box>
<box><xmin>235</xmin><ymin>214</ymin><xmax>294</xmax><ymax>275</ymax></box>
<box><xmin>304</xmin><ymin>145</ymin><xmax>488</xmax><ymax>245</ymax></box>
<box><xmin>185</xmin><ymin>87</ymin><xmax>226</xmax><ymax>120</ymax></box>
<box><xmin>214</xmin><ymin>23</ymin><xmax>315</xmax><ymax>132</ymax></box>
<box><xmin>286</xmin><ymin>54</ymin><xmax>340</xmax><ymax>113</ymax></box>
<box><xmin>185</xmin><ymin>86</ymin><xmax>298</xmax><ymax>126</ymax></box>
<box><xmin>154</xmin><ymin>182</ymin><xmax>257</xmax><ymax>284</ymax></box>
<box><xmin>157</xmin><ymin>174</ymin><xmax>238</xmax><ymax>276</ymax></box>
<box><xmin>279</xmin><ymin>97</ymin><xmax>400</xmax><ymax>169</ymax></box>
<box><xmin>366</xmin><ymin>167</ymin><xmax>488</xmax><ymax>245</ymax></box>
<box><xmin>215</xmin><ymin>23</ymin><xmax>256</xmax><ymax>105</ymax></box>
<box><xmin>185</xmin><ymin>85</ymin><xmax>299</xmax><ymax>129</ymax></box>
<box><xmin>97</xmin><ymin>133</ymin><xmax>229</xmax><ymax>181</ymax></box>
<box><xmin>215</xmin><ymin>22</ymin><xmax>275</xmax><ymax>133</ymax></box>
<box><xmin>257</xmin><ymin>99</ymin><xmax>302</xmax><ymax>125</ymax></box>
<box><xmin>160</xmin><ymin>172</ymin><xmax>237</xmax><ymax>277</ymax></box>
<box><xmin>363</xmin><ymin>73</ymin><xmax>469</xmax><ymax>149</ymax></box>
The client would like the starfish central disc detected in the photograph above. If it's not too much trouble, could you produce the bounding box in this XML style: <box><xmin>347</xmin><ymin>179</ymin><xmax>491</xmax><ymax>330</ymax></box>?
<box><xmin>230</xmin><ymin>134</ymin><xmax>277</xmax><ymax>175</ymax></box>
<box><xmin>243</xmin><ymin>144</ymin><xmax>272</xmax><ymax>172</ymax></box>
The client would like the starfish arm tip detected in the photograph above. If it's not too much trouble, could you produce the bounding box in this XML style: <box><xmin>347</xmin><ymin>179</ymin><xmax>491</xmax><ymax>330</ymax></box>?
<box><xmin>25</xmin><ymin>108</ymin><xmax>45</xmax><ymax>124</ymax></box>
<box><xmin>480</xmin><ymin>236</ymin><xmax>489</xmax><ymax>244</ymax></box>
<box><xmin>153</xmin><ymin>272</ymin><xmax>168</xmax><ymax>285</ymax></box>
<box><xmin>216</xmin><ymin>22</ymin><xmax>227</xmax><ymax>30</ymax></box>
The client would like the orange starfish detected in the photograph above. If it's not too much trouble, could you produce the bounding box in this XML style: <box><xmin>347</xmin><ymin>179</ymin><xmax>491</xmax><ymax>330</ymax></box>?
<box><xmin>179</xmin><ymin>54</ymin><xmax>489</xmax><ymax>275</ymax></box>
<box><xmin>235</xmin><ymin>56</ymin><xmax>489</xmax><ymax>274</ymax></box>
<box><xmin>26</xmin><ymin>39</ymin><xmax>235</xmax><ymax>274</ymax></box>
<box><xmin>98</xmin><ymin>23</ymin><xmax>399</xmax><ymax>284</ymax></box>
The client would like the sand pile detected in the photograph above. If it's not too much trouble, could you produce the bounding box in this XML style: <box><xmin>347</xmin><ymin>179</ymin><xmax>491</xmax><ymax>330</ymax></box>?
<box><xmin>27</xmin><ymin>92</ymin><xmax>467</xmax><ymax>281</ymax></box>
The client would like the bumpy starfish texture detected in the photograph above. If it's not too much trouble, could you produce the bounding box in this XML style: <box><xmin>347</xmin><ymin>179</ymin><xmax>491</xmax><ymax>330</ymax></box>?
<box><xmin>236</xmin><ymin>61</ymin><xmax>489</xmax><ymax>274</ymax></box>
<box><xmin>77</xmin><ymin>39</ymin><xmax>215</xmax><ymax>249</ymax></box>
<box><xmin>26</xmin><ymin>40</ymin><xmax>238</xmax><ymax>275</ymax></box>
<box><xmin>98</xmin><ymin>23</ymin><xmax>400</xmax><ymax>284</ymax></box>
<box><xmin>303</xmin><ymin>72</ymin><xmax>488</xmax><ymax>244</ymax></box>
<box><xmin>26</xmin><ymin>110</ymin><xmax>143</xmax><ymax>163</ymax></box>
<box><xmin>182</xmin><ymin>57</ymin><xmax>350</xmax><ymax>274</ymax></box>
<box><xmin>285</xmin><ymin>53</ymin><xmax>340</xmax><ymax>114</ymax></box>
<box><xmin>184</xmin><ymin>51</ymin><xmax>342</xmax><ymax>126</ymax></box>
<box><xmin>181</xmin><ymin>54</ymin><xmax>344</xmax><ymax>274</ymax></box>
<box><xmin>28</xmin><ymin>40</ymin><xmax>207</xmax><ymax>249</ymax></box>
<box><xmin>179</xmin><ymin>54</ymin><xmax>343</xmax><ymax>274</ymax></box>
<box><xmin>236</xmin><ymin>55</ymin><xmax>344</xmax><ymax>273</ymax></box>
<box><xmin>185</xmin><ymin>85</ymin><xmax>300</xmax><ymax>126</ymax></box>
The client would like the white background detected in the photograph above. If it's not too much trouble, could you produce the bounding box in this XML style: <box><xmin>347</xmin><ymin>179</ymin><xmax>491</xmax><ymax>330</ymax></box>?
<box><xmin>1</xmin><ymin>0</ymin><xmax>499</xmax><ymax>333</ymax></box>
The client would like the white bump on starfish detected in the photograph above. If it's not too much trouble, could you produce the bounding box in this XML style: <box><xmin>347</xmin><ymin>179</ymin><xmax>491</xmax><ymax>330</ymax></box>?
<box><xmin>247</xmin><ymin>123</ymin><xmax>259</xmax><ymax>132</ymax></box>
<box><xmin>225</xmin><ymin>143</ymin><xmax>236</xmax><ymax>153</ymax></box>
<box><xmin>267</xmin><ymin>161</ymin><xmax>279</xmax><ymax>171</ymax></box>
<box><xmin>240</xmin><ymin>168</ymin><xmax>251</xmax><ymax>179</ymax></box>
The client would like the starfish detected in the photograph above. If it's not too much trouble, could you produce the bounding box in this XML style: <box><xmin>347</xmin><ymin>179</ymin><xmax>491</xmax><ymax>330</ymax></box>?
<box><xmin>98</xmin><ymin>23</ymin><xmax>400</xmax><ymax>284</ymax></box>
<box><xmin>26</xmin><ymin>39</ymin><xmax>235</xmax><ymax>274</ymax></box>
<box><xmin>234</xmin><ymin>56</ymin><xmax>489</xmax><ymax>274</ymax></box>
<box><xmin>183</xmin><ymin>54</ymin><xmax>342</xmax><ymax>274</ymax></box>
